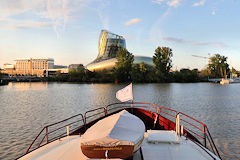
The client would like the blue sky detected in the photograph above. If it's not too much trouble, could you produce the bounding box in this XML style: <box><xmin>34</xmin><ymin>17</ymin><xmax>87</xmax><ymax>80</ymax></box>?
<box><xmin>0</xmin><ymin>0</ymin><xmax>240</xmax><ymax>70</ymax></box>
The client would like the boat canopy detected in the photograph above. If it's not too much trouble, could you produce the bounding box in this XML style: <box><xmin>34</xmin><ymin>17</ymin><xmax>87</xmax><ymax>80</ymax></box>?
<box><xmin>81</xmin><ymin>110</ymin><xmax>145</xmax><ymax>159</ymax></box>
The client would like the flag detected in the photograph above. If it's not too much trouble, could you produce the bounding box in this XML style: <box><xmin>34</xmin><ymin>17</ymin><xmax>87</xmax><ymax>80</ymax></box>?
<box><xmin>116</xmin><ymin>83</ymin><xmax>133</xmax><ymax>102</ymax></box>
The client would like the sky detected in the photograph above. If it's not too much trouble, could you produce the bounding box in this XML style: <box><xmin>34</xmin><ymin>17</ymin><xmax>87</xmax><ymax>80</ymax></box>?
<box><xmin>0</xmin><ymin>0</ymin><xmax>240</xmax><ymax>70</ymax></box>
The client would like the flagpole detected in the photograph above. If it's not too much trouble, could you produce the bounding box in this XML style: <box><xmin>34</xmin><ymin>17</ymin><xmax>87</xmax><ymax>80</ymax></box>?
<box><xmin>131</xmin><ymin>83</ymin><xmax>133</xmax><ymax>114</ymax></box>
<box><xmin>131</xmin><ymin>99</ymin><xmax>133</xmax><ymax>114</ymax></box>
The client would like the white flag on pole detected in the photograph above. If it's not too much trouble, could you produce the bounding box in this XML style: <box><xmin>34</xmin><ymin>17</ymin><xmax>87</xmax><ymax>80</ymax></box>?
<box><xmin>116</xmin><ymin>83</ymin><xmax>133</xmax><ymax>102</ymax></box>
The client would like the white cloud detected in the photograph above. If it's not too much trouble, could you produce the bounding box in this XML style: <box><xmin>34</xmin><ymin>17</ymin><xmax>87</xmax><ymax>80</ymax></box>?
<box><xmin>0</xmin><ymin>0</ymin><xmax>91</xmax><ymax>37</ymax></box>
<box><xmin>0</xmin><ymin>18</ymin><xmax>59</xmax><ymax>31</ymax></box>
<box><xmin>125</xmin><ymin>18</ymin><xmax>142</xmax><ymax>26</ymax></box>
<box><xmin>192</xmin><ymin>41</ymin><xmax>226</xmax><ymax>48</ymax></box>
<box><xmin>95</xmin><ymin>0</ymin><xmax>111</xmax><ymax>30</ymax></box>
<box><xmin>148</xmin><ymin>8</ymin><xmax>171</xmax><ymax>42</ymax></box>
<box><xmin>123</xmin><ymin>34</ymin><xmax>132</xmax><ymax>40</ymax></box>
<box><xmin>163</xmin><ymin>36</ymin><xmax>227</xmax><ymax>48</ymax></box>
<box><xmin>152</xmin><ymin>0</ymin><xmax>181</xmax><ymax>8</ymax></box>
<box><xmin>212</xmin><ymin>10</ymin><xmax>216</xmax><ymax>15</ymax></box>
<box><xmin>152</xmin><ymin>0</ymin><xmax>164</xmax><ymax>5</ymax></box>
<box><xmin>98</xmin><ymin>11</ymin><xmax>109</xmax><ymax>30</ymax></box>
<box><xmin>15</xmin><ymin>22</ymin><xmax>54</xmax><ymax>29</ymax></box>
<box><xmin>193</xmin><ymin>0</ymin><xmax>206</xmax><ymax>7</ymax></box>
<box><xmin>167</xmin><ymin>0</ymin><xmax>180</xmax><ymax>7</ymax></box>
<box><xmin>163</xmin><ymin>37</ymin><xmax>185</xmax><ymax>43</ymax></box>
<box><xmin>0</xmin><ymin>0</ymin><xmax>45</xmax><ymax>17</ymax></box>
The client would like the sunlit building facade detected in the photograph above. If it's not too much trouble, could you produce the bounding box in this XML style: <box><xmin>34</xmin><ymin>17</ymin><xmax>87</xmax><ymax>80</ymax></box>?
<box><xmin>14</xmin><ymin>58</ymin><xmax>54</xmax><ymax>76</ymax></box>
<box><xmin>86</xmin><ymin>30</ymin><xmax>153</xmax><ymax>71</ymax></box>
<box><xmin>2</xmin><ymin>58</ymin><xmax>69</xmax><ymax>77</ymax></box>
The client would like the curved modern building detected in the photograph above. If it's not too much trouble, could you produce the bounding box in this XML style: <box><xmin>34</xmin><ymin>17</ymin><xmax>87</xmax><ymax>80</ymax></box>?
<box><xmin>86</xmin><ymin>30</ymin><xmax>153</xmax><ymax>71</ymax></box>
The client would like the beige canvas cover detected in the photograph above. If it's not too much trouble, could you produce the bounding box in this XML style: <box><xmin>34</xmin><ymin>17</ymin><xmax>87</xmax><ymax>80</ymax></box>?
<box><xmin>80</xmin><ymin>110</ymin><xmax>145</xmax><ymax>158</ymax></box>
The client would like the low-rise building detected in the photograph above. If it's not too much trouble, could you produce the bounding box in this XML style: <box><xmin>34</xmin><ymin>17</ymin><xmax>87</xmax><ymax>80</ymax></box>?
<box><xmin>3</xmin><ymin>64</ymin><xmax>15</xmax><ymax>75</ymax></box>
<box><xmin>54</xmin><ymin>65</ymin><xmax>68</xmax><ymax>69</ymax></box>
<box><xmin>46</xmin><ymin>68</ymin><xmax>69</xmax><ymax>77</ymax></box>
<box><xmin>2</xmin><ymin>58</ymin><xmax>54</xmax><ymax>77</ymax></box>
<box><xmin>3</xmin><ymin>64</ymin><xmax>15</xmax><ymax>70</ymax></box>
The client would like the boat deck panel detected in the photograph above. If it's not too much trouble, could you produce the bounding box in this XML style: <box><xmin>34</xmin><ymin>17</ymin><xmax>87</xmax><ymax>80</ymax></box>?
<box><xmin>133</xmin><ymin>132</ymin><xmax>218</xmax><ymax>160</ymax></box>
<box><xmin>19</xmin><ymin>131</ymin><xmax>220</xmax><ymax>160</ymax></box>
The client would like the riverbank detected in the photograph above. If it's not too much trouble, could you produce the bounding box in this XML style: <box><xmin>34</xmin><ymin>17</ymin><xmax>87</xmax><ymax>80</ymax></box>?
<box><xmin>0</xmin><ymin>77</ymin><xmax>208</xmax><ymax>84</ymax></box>
<box><xmin>49</xmin><ymin>68</ymin><xmax>208</xmax><ymax>83</ymax></box>
<box><xmin>0</xmin><ymin>79</ymin><xmax>9</xmax><ymax>85</ymax></box>
<box><xmin>0</xmin><ymin>67</ymin><xmax>209</xmax><ymax>83</ymax></box>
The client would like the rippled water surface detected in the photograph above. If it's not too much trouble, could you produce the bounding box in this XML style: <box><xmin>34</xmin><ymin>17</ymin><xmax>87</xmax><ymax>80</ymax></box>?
<box><xmin>0</xmin><ymin>82</ymin><xmax>239</xmax><ymax>160</ymax></box>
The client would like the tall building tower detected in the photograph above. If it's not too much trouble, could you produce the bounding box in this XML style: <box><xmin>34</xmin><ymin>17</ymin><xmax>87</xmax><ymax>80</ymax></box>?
<box><xmin>96</xmin><ymin>30</ymin><xmax>126</xmax><ymax>62</ymax></box>
<box><xmin>86</xmin><ymin>30</ymin><xmax>153</xmax><ymax>71</ymax></box>
<box><xmin>86</xmin><ymin>30</ymin><xmax>126</xmax><ymax>71</ymax></box>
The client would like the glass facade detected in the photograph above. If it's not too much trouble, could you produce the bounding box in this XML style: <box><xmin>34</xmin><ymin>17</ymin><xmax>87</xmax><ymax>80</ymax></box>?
<box><xmin>134</xmin><ymin>56</ymin><xmax>153</xmax><ymax>66</ymax></box>
<box><xmin>96</xmin><ymin>30</ymin><xmax>126</xmax><ymax>62</ymax></box>
<box><xmin>86</xmin><ymin>30</ymin><xmax>153</xmax><ymax>71</ymax></box>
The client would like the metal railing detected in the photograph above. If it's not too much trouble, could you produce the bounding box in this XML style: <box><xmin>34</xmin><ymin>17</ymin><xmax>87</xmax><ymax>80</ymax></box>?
<box><xmin>24</xmin><ymin>102</ymin><xmax>221</xmax><ymax>159</ymax></box>
<box><xmin>156</xmin><ymin>106</ymin><xmax>221</xmax><ymax>159</ymax></box>
<box><xmin>177</xmin><ymin>112</ymin><xmax>221</xmax><ymax>159</ymax></box>
<box><xmin>82</xmin><ymin>102</ymin><xmax>221</xmax><ymax>159</ymax></box>
<box><xmin>25</xmin><ymin>113</ymin><xmax>84</xmax><ymax>154</ymax></box>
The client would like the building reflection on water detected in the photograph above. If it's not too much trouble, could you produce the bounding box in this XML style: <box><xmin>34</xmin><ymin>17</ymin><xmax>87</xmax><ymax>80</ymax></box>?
<box><xmin>7</xmin><ymin>82</ymin><xmax>48</xmax><ymax>90</ymax></box>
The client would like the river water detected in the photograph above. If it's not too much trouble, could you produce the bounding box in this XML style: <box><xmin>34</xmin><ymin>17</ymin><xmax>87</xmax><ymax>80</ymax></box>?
<box><xmin>0</xmin><ymin>82</ymin><xmax>239</xmax><ymax>160</ymax></box>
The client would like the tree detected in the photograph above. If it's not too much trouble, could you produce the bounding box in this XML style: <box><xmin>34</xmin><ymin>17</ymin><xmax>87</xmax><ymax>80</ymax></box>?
<box><xmin>114</xmin><ymin>48</ymin><xmax>134</xmax><ymax>82</ymax></box>
<box><xmin>174</xmin><ymin>69</ymin><xmax>200</xmax><ymax>82</ymax></box>
<box><xmin>68</xmin><ymin>68</ymin><xmax>78</xmax><ymax>81</ymax></box>
<box><xmin>55</xmin><ymin>70</ymin><xmax>68</xmax><ymax>81</ymax></box>
<box><xmin>231</xmin><ymin>67</ymin><xmax>240</xmax><ymax>77</ymax></box>
<box><xmin>209</xmin><ymin>54</ymin><xmax>229</xmax><ymax>78</ymax></box>
<box><xmin>84</xmin><ymin>70</ymin><xmax>96</xmax><ymax>82</ymax></box>
<box><xmin>153</xmin><ymin>46</ymin><xmax>173</xmax><ymax>82</ymax></box>
<box><xmin>77</xmin><ymin>64</ymin><xmax>85</xmax><ymax>73</ymax></box>
<box><xmin>55</xmin><ymin>70</ymin><xmax>62</xmax><ymax>79</ymax></box>
<box><xmin>199</xmin><ymin>68</ymin><xmax>209</xmax><ymax>80</ymax></box>
<box><xmin>67</xmin><ymin>64</ymin><xmax>86</xmax><ymax>82</ymax></box>
<box><xmin>131</xmin><ymin>62</ymin><xmax>155</xmax><ymax>83</ymax></box>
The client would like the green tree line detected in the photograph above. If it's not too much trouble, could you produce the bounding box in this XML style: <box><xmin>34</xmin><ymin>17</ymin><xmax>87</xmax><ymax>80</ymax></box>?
<box><xmin>51</xmin><ymin>47</ymin><xmax>234</xmax><ymax>83</ymax></box>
